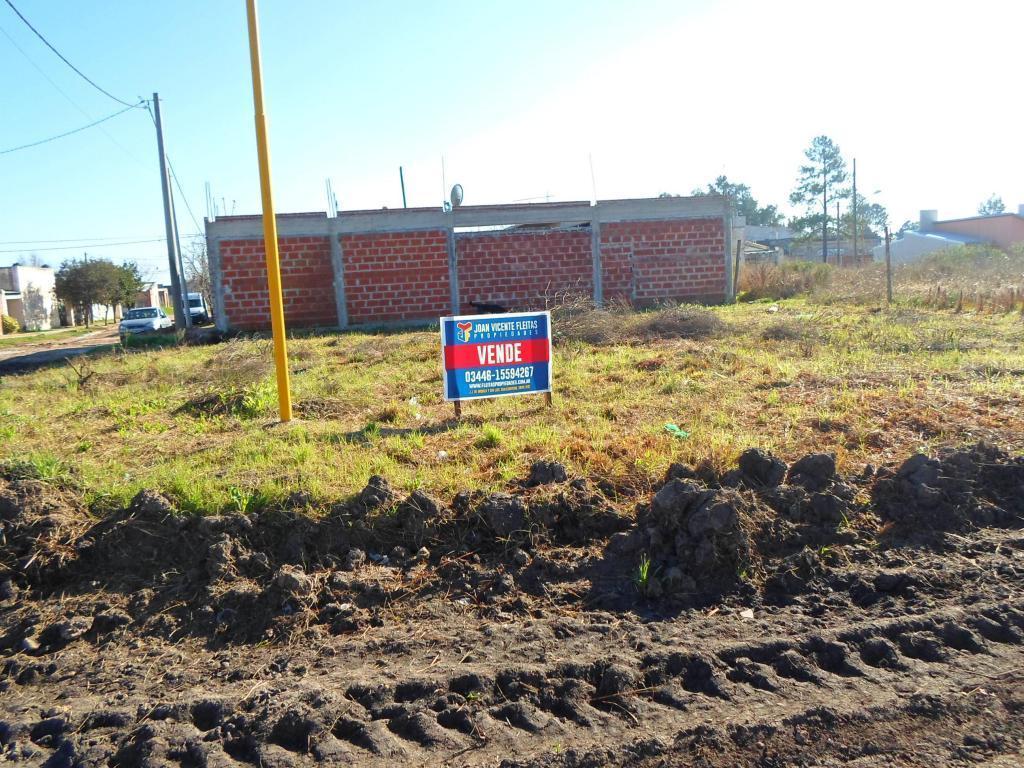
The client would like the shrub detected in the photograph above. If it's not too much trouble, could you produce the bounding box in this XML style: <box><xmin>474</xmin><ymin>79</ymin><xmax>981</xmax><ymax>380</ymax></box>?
<box><xmin>738</xmin><ymin>261</ymin><xmax>832</xmax><ymax>301</ymax></box>
<box><xmin>1</xmin><ymin>315</ymin><xmax>21</xmax><ymax>334</ymax></box>
<box><xmin>552</xmin><ymin>298</ymin><xmax>725</xmax><ymax>345</ymax></box>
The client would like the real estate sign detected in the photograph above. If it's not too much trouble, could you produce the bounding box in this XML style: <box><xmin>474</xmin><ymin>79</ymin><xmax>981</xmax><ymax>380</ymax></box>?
<box><xmin>440</xmin><ymin>311</ymin><xmax>552</xmax><ymax>401</ymax></box>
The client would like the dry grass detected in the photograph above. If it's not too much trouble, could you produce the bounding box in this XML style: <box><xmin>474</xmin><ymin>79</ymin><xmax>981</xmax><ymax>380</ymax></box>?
<box><xmin>0</xmin><ymin>294</ymin><xmax>1022</xmax><ymax>516</ymax></box>
<box><xmin>552</xmin><ymin>297</ymin><xmax>725</xmax><ymax>345</ymax></box>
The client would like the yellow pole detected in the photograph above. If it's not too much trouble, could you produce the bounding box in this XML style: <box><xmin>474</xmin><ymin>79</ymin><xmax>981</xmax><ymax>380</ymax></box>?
<box><xmin>245</xmin><ymin>0</ymin><xmax>292</xmax><ymax>421</ymax></box>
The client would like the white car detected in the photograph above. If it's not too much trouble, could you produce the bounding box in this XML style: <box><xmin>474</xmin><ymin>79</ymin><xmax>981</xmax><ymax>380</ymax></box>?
<box><xmin>119</xmin><ymin>307</ymin><xmax>173</xmax><ymax>340</ymax></box>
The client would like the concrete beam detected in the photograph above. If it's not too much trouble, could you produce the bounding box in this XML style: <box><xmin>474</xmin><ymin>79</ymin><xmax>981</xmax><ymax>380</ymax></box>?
<box><xmin>204</xmin><ymin>196</ymin><xmax>733</xmax><ymax>241</ymax></box>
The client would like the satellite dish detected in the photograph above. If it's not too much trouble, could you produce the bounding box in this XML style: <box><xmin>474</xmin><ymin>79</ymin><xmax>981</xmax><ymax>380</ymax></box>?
<box><xmin>450</xmin><ymin>183</ymin><xmax>464</xmax><ymax>208</ymax></box>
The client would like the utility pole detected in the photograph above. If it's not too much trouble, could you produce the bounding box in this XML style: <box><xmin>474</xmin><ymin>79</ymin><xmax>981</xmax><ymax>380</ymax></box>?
<box><xmin>152</xmin><ymin>92</ymin><xmax>187</xmax><ymax>330</ymax></box>
<box><xmin>821</xmin><ymin>169</ymin><xmax>828</xmax><ymax>264</ymax></box>
<box><xmin>169</xmin><ymin>188</ymin><xmax>192</xmax><ymax>328</ymax></box>
<box><xmin>852</xmin><ymin>158</ymin><xmax>858</xmax><ymax>263</ymax></box>
<box><xmin>884</xmin><ymin>226</ymin><xmax>893</xmax><ymax>304</ymax></box>
<box><xmin>835</xmin><ymin>202</ymin><xmax>841</xmax><ymax>264</ymax></box>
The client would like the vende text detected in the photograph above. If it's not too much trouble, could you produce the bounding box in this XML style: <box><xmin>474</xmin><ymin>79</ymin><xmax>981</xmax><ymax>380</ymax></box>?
<box><xmin>476</xmin><ymin>343</ymin><xmax>523</xmax><ymax>365</ymax></box>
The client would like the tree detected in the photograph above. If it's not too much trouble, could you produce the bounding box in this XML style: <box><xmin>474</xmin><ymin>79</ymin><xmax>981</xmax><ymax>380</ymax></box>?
<box><xmin>843</xmin><ymin>193</ymin><xmax>888</xmax><ymax>240</ymax></box>
<box><xmin>182</xmin><ymin>241</ymin><xmax>212</xmax><ymax>312</ymax></box>
<box><xmin>690</xmin><ymin>176</ymin><xmax>783</xmax><ymax>226</ymax></box>
<box><xmin>789</xmin><ymin>136</ymin><xmax>849</xmax><ymax>262</ymax></box>
<box><xmin>54</xmin><ymin>257</ymin><xmax>137</xmax><ymax>326</ymax></box>
<box><xmin>977</xmin><ymin>194</ymin><xmax>1006</xmax><ymax>216</ymax></box>
<box><xmin>897</xmin><ymin>220</ymin><xmax>919</xmax><ymax>237</ymax></box>
<box><xmin>110</xmin><ymin>262</ymin><xmax>143</xmax><ymax>310</ymax></box>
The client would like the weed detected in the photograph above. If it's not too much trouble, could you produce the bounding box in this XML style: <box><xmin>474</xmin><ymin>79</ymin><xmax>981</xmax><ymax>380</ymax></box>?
<box><xmin>476</xmin><ymin>424</ymin><xmax>504</xmax><ymax>449</ymax></box>
<box><xmin>2</xmin><ymin>452</ymin><xmax>73</xmax><ymax>485</ymax></box>
<box><xmin>634</xmin><ymin>553</ymin><xmax>653</xmax><ymax>594</ymax></box>
<box><xmin>227</xmin><ymin>486</ymin><xmax>268</xmax><ymax>515</ymax></box>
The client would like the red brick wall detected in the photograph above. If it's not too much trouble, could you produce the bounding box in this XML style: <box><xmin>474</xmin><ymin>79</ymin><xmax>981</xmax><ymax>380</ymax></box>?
<box><xmin>216</xmin><ymin>217</ymin><xmax>727</xmax><ymax>329</ymax></box>
<box><xmin>341</xmin><ymin>230</ymin><xmax>449</xmax><ymax>324</ymax></box>
<box><xmin>220</xmin><ymin>236</ymin><xmax>335</xmax><ymax>330</ymax></box>
<box><xmin>600</xmin><ymin>218</ymin><xmax>726</xmax><ymax>304</ymax></box>
<box><xmin>456</xmin><ymin>229</ymin><xmax>592</xmax><ymax>312</ymax></box>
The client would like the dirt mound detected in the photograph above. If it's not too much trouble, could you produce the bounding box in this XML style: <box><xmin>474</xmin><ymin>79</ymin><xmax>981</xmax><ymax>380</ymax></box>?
<box><xmin>615</xmin><ymin>449</ymin><xmax>868</xmax><ymax>600</ymax></box>
<box><xmin>873</xmin><ymin>442</ymin><xmax>1024</xmax><ymax>533</ymax></box>
<box><xmin>2</xmin><ymin>443</ymin><xmax>1022</xmax><ymax>650</ymax></box>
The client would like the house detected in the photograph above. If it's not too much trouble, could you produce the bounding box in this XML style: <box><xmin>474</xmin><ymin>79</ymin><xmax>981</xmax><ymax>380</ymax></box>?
<box><xmin>874</xmin><ymin>206</ymin><xmax>1024</xmax><ymax>264</ymax></box>
<box><xmin>135</xmin><ymin>282</ymin><xmax>171</xmax><ymax>309</ymax></box>
<box><xmin>0</xmin><ymin>264</ymin><xmax>59</xmax><ymax>331</ymax></box>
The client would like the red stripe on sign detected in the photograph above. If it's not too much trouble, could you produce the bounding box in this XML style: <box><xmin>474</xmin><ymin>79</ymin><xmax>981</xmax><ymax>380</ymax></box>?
<box><xmin>444</xmin><ymin>339</ymin><xmax>550</xmax><ymax>370</ymax></box>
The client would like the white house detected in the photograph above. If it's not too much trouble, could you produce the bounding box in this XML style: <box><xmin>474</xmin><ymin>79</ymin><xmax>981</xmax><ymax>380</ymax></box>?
<box><xmin>0</xmin><ymin>264</ymin><xmax>59</xmax><ymax>331</ymax></box>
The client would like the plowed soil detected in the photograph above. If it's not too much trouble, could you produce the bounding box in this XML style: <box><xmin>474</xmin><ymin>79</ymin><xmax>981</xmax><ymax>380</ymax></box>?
<box><xmin>2</xmin><ymin>444</ymin><xmax>1023</xmax><ymax>767</ymax></box>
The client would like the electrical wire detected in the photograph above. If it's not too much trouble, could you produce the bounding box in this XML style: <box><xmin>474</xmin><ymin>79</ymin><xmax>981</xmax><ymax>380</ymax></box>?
<box><xmin>0</xmin><ymin>238</ymin><xmax>166</xmax><ymax>253</ymax></box>
<box><xmin>2</xmin><ymin>0</ymin><xmax>139</xmax><ymax>108</ymax></box>
<box><xmin>167</xmin><ymin>159</ymin><xmax>203</xmax><ymax>234</ymax></box>
<box><xmin>0</xmin><ymin>234</ymin><xmax>201</xmax><ymax>245</ymax></box>
<box><xmin>0</xmin><ymin>21</ymin><xmax>146</xmax><ymax>166</ymax></box>
<box><xmin>0</xmin><ymin>101</ymin><xmax>143</xmax><ymax>155</ymax></box>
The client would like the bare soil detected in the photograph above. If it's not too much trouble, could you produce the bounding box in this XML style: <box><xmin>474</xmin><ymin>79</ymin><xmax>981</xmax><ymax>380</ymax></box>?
<box><xmin>2</xmin><ymin>444</ymin><xmax>1023</xmax><ymax>766</ymax></box>
<box><xmin>0</xmin><ymin>327</ymin><xmax>119</xmax><ymax>374</ymax></box>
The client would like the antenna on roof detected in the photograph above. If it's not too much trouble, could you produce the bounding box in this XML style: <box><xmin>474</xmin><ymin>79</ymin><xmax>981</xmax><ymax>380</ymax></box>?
<box><xmin>450</xmin><ymin>184</ymin><xmax>464</xmax><ymax>209</ymax></box>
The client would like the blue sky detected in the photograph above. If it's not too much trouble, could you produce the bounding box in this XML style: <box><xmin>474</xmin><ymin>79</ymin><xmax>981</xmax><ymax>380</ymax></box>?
<box><xmin>1</xmin><ymin>0</ymin><xmax>1022</xmax><ymax>282</ymax></box>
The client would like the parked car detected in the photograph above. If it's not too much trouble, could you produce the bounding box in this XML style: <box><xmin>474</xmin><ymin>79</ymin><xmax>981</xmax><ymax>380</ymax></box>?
<box><xmin>119</xmin><ymin>307</ymin><xmax>173</xmax><ymax>340</ymax></box>
<box><xmin>187</xmin><ymin>292</ymin><xmax>210</xmax><ymax>324</ymax></box>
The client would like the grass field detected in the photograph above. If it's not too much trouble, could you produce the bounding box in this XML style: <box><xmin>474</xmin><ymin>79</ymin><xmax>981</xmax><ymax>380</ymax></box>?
<box><xmin>2</xmin><ymin>263</ymin><xmax>1022</xmax><ymax>517</ymax></box>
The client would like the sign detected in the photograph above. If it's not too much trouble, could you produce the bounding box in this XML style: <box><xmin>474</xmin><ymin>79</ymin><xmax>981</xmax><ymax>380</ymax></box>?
<box><xmin>440</xmin><ymin>311</ymin><xmax>552</xmax><ymax>401</ymax></box>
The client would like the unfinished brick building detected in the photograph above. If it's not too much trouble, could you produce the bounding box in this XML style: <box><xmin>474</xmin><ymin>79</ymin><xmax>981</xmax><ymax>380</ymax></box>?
<box><xmin>205</xmin><ymin>196</ymin><xmax>741</xmax><ymax>331</ymax></box>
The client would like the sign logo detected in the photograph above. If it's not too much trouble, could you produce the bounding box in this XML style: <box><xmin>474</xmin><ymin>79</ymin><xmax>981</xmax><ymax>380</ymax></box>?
<box><xmin>440</xmin><ymin>310</ymin><xmax>552</xmax><ymax>402</ymax></box>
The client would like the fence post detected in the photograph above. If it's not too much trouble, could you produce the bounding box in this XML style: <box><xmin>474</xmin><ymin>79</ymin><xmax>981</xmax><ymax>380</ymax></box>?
<box><xmin>733</xmin><ymin>239</ymin><xmax>742</xmax><ymax>301</ymax></box>
<box><xmin>884</xmin><ymin>226</ymin><xmax>893</xmax><ymax>305</ymax></box>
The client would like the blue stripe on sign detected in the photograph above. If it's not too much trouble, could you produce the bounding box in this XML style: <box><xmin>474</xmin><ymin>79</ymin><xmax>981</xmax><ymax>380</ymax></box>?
<box><xmin>446</xmin><ymin>362</ymin><xmax>550</xmax><ymax>400</ymax></box>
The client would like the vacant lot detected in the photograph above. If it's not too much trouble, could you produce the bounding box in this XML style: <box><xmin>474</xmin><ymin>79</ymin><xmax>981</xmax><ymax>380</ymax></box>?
<box><xmin>2</xmin><ymin>256</ymin><xmax>1023</xmax><ymax>766</ymax></box>
<box><xmin>1</xmin><ymin>296</ymin><xmax>1021</xmax><ymax>514</ymax></box>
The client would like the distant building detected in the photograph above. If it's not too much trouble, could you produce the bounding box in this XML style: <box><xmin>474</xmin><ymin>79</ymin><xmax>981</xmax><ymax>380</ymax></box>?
<box><xmin>875</xmin><ymin>206</ymin><xmax>1024</xmax><ymax>263</ymax></box>
<box><xmin>0</xmin><ymin>264</ymin><xmax>59</xmax><ymax>331</ymax></box>
<box><xmin>135</xmin><ymin>282</ymin><xmax>171</xmax><ymax>309</ymax></box>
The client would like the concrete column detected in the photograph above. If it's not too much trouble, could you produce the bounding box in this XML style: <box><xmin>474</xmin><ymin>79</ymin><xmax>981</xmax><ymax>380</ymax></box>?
<box><xmin>590</xmin><ymin>216</ymin><xmax>603</xmax><ymax>307</ymax></box>
<box><xmin>329</xmin><ymin>223</ymin><xmax>348</xmax><ymax>329</ymax></box>
<box><xmin>447</xmin><ymin>221</ymin><xmax>459</xmax><ymax>315</ymax></box>
<box><xmin>723</xmin><ymin>216</ymin><xmax>735</xmax><ymax>302</ymax></box>
<box><xmin>207</xmin><ymin>236</ymin><xmax>228</xmax><ymax>333</ymax></box>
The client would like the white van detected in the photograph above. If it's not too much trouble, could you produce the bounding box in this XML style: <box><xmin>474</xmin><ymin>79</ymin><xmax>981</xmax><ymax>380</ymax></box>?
<box><xmin>187</xmin><ymin>292</ymin><xmax>210</xmax><ymax>324</ymax></box>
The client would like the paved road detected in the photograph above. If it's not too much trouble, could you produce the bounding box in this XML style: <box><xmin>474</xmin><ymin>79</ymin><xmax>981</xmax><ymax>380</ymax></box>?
<box><xmin>0</xmin><ymin>327</ymin><xmax>120</xmax><ymax>374</ymax></box>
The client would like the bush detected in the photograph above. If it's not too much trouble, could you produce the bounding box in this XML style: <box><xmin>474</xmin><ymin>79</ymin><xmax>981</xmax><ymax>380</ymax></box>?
<box><xmin>738</xmin><ymin>261</ymin><xmax>832</xmax><ymax>301</ymax></box>
<box><xmin>552</xmin><ymin>298</ymin><xmax>725</xmax><ymax>345</ymax></box>
<box><xmin>815</xmin><ymin>244</ymin><xmax>1024</xmax><ymax>305</ymax></box>
<box><xmin>1</xmin><ymin>315</ymin><xmax>21</xmax><ymax>334</ymax></box>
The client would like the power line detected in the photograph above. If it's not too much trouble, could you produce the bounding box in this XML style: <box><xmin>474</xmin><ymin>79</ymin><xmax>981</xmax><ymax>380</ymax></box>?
<box><xmin>168</xmin><ymin>159</ymin><xmax>203</xmax><ymax>234</ymax></box>
<box><xmin>0</xmin><ymin>234</ymin><xmax>202</xmax><ymax>251</ymax></box>
<box><xmin>0</xmin><ymin>234</ymin><xmax>163</xmax><ymax>243</ymax></box>
<box><xmin>0</xmin><ymin>238</ymin><xmax>166</xmax><ymax>253</ymax></box>
<box><xmin>2</xmin><ymin>0</ymin><xmax>138</xmax><ymax>108</ymax></box>
<box><xmin>0</xmin><ymin>21</ymin><xmax>145</xmax><ymax>165</ymax></box>
<box><xmin>0</xmin><ymin>101</ymin><xmax>142</xmax><ymax>155</ymax></box>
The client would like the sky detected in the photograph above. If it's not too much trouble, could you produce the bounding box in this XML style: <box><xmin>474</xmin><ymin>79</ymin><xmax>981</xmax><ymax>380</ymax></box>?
<box><xmin>1</xmin><ymin>0</ymin><xmax>1022</xmax><ymax>283</ymax></box>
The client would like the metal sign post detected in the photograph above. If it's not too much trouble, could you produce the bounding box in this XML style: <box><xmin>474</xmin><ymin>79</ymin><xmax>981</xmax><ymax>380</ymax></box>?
<box><xmin>245</xmin><ymin>0</ymin><xmax>292</xmax><ymax>422</ymax></box>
